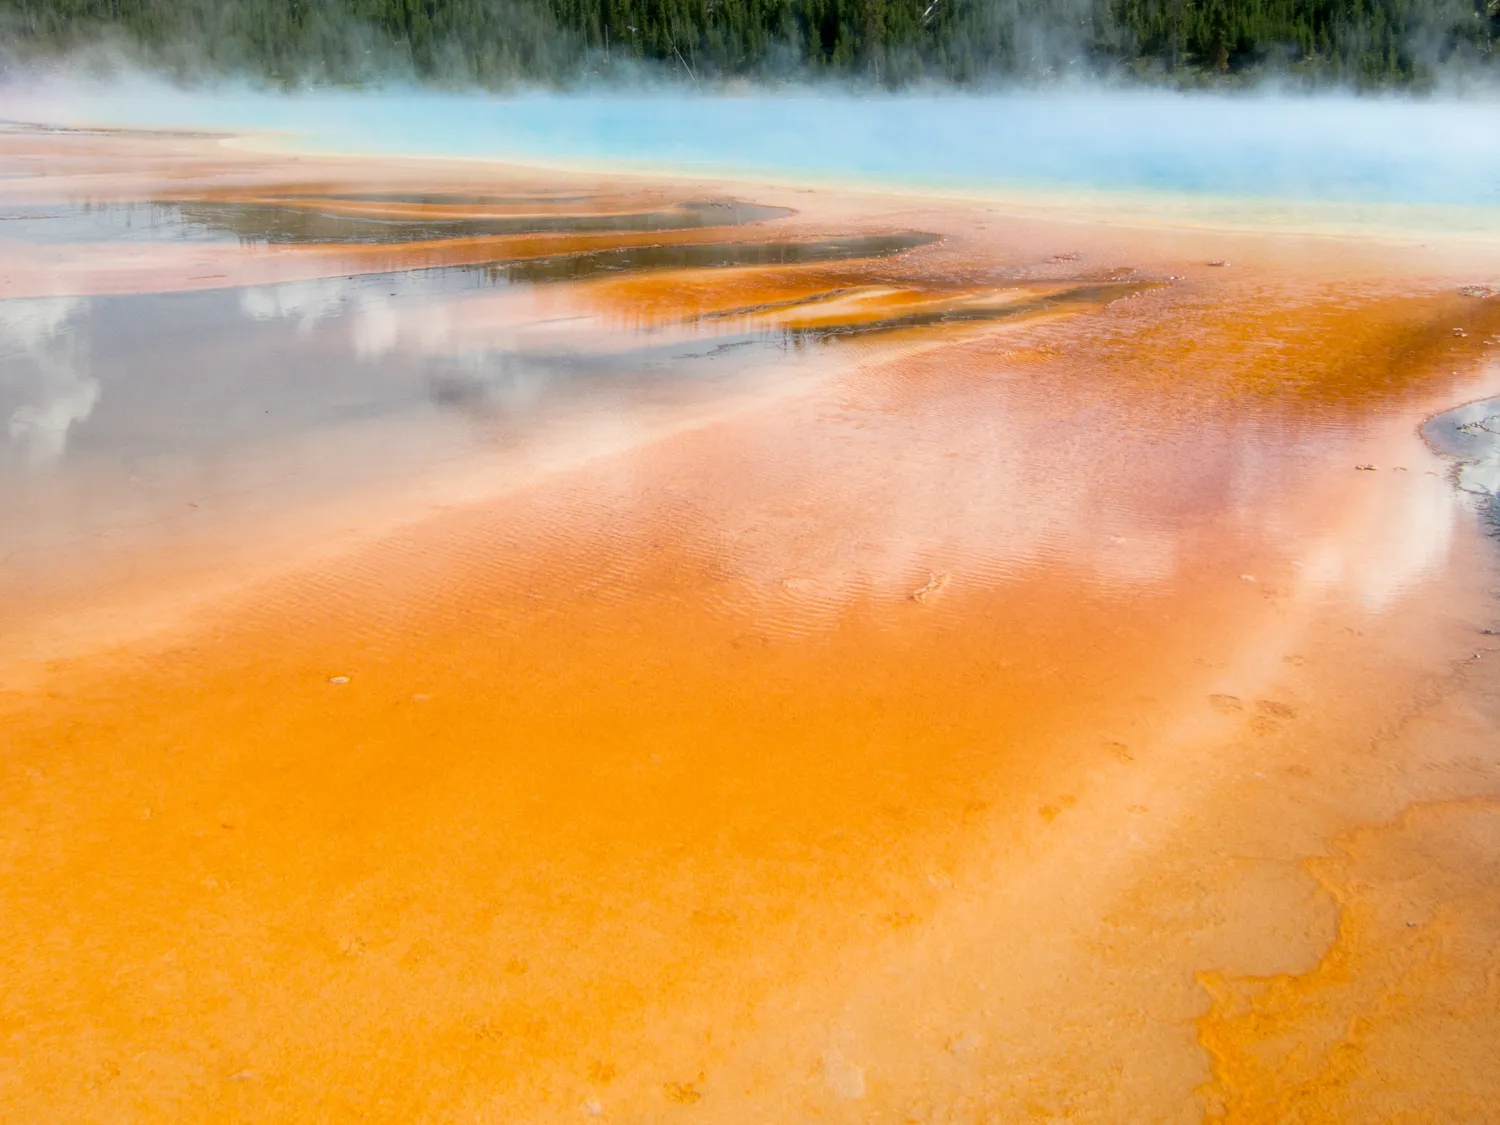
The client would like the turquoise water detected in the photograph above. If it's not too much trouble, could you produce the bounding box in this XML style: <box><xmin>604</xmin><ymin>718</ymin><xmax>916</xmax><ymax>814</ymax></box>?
<box><xmin>9</xmin><ymin>82</ymin><xmax>1500</xmax><ymax>206</ymax></box>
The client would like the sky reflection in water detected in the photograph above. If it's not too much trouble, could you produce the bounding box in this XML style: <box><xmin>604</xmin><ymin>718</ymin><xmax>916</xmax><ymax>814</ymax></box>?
<box><xmin>0</xmin><ymin>104</ymin><xmax>1484</xmax><ymax>626</ymax></box>
<box><xmin>0</xmin><ymin>262</ymin><xmax>1464</xmax><ymax>624</ymax></box>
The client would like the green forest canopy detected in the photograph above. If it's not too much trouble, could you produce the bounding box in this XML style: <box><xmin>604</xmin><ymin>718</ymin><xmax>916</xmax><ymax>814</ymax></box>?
<box><xmin>1</xmin><ymin>0</ymin><xmax>1496</xmax><ymax>86</ymax></box>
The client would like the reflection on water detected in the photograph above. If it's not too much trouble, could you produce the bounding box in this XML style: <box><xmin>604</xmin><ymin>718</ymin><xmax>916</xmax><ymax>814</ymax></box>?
<box><xmin>0</xmin><ymin>199</ymin><xmax>1111</xmax><ymax>582</ymax></box>
<box><xmin>0</xmin><ymin>196</ymin><xmax>793</xmax><ymax>245</ymax></box>
<box><xmin>0</xmin><ymin>255</ymin><xmax>1464</xmax><ymax>635</ymax></box>
<box><xmin>0</xmin><ymin>296</ymin><xmax>96</xmax><ymax>465</ymax></box>
<box><xmin>274</xmin><ymin>191</ymin><xmax>595</xmax><ymax>205</ymax></box>
<box><xmin>0</xmin><ymin>261</ymin><xmax>1138</xmax><ymax>484</ymax></box>
<box><xmin>2</xmin><ymin>173</ymin><xmax>1485</xmax><ymax>630</ymax></box>
<box><xmin>177</xmin><ymin>196</ymin><xmax>794</xmax><ymax>244</ymax></box>
<box><xmin>0</xmin><ymin>202</ymin><xmax>214</xmax><ymax>244</ymax></box>
<box><xmin>0</xmin><ymin>185</ymin><xmax>948</xmax><ymax>522</ymax></box>
<box><xmin>0</xmin><ymin>186</ymin><xmax>1124</xmax><ymax>524</ymax></box>
<box><xmin>478</xmin><ymin>232</ymin><xmax>941</xmax><ymax>285</ymax></box>
<box><xmin>1</xmin><ymin>162</ymin><xmax>1490</xmax><ymax>634</ymax></box>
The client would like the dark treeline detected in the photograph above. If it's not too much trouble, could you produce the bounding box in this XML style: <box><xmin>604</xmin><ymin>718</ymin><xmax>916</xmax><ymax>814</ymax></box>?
<box><xmin>1</xmin><ymin>0</ymin><xmax>1496</xmax><ymax>86</ymax></box>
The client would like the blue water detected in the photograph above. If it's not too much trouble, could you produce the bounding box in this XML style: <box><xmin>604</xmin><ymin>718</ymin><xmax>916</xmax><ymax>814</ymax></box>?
<box><xmin>16</xmin><ymin>83</ymin><xmax>1500</xmax><ymax>206</ymax></box>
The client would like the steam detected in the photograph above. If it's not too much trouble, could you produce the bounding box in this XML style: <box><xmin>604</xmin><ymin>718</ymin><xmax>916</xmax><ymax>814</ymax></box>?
<box><xmin>0</xmin><ymin>0</ymin><xmax>1495</xmax><ymax>91</ymax></box>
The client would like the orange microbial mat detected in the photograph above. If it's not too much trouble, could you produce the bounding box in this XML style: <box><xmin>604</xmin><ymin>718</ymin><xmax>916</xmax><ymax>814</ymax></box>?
<box><xmin>1</xmin><ymin>126</ymin><xmax>1499</xmax><ymax>1123</ymax></box>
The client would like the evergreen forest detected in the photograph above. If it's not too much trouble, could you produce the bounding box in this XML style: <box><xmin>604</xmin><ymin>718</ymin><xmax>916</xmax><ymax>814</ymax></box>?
<box><xmin>2</xmin><ymin>0</ymin><xmax>1496</xmax><ymax>87</ymax></box>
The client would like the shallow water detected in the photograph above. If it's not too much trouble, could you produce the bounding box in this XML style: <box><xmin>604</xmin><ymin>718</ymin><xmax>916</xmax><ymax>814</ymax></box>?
<box><xmin>12</xmin><ymin>84</ymin><xmax>1500</xmax><ymax>206</ymax></box>
<box><xmin>0</xmin><ymin>270</ymin><xmax>809</xmax><ymax>570</ymax></box>
<box><xmin>0</xmin><ymin>197</ymin><xmax>793</xmax><ymax>244</ymax></box>
<box><xmin>0</xmin><ymin>187</ymin><xmax>1126</xmax><ymax>595</ymax></box>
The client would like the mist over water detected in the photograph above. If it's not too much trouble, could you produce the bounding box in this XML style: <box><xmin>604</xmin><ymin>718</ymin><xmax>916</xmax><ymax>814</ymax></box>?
<box><xmin>7</xmin><ymin>79</ymin><xmax>1500</xmax><ymax>207</ymax></box>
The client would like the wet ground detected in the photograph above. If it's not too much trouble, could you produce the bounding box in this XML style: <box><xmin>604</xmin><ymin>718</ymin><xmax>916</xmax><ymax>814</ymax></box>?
<box><xmin>0</xmin><ymin>192</ymin><xmax>794</xmax><ymax>244</ymax></box>
<box><xmin>1424</xmin><ymin>393</ymin><xmax>1500</xmax><ymax>528</ymax></box>
<box><xmin>1</xmin><ymin>124</ymin><xmax>1499</xmax><ymax>1124</ymax></box>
